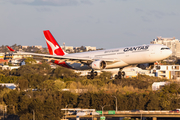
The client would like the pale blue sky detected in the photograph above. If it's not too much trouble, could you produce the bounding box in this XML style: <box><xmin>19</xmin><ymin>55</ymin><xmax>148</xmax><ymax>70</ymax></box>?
<box><xmin>0</xmin><ymin>0</ymin><xmax>180</xmax><ymax>49</ymax></box>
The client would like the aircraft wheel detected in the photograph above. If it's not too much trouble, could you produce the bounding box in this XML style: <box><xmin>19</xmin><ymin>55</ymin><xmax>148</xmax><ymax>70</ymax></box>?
<box><xmin>118</xmin><ymin>71</ymin><xmax>122</xmax><ymax>76</ymax></box>
<box><xmin>115</xmin><ymin>75</ymin><xmax>118</xmax><ymax>79</ymax></box>
<box><xmin>87</xmin><ymin>75</ymin><xmax>91</xmax><ymax>79</ymax></box>
<box><xmin>90</xmin><ymin>75</ymin><xmax>94</xmax><ymax>79</ymax></box>
<box><xmin>118</xmin><ymin>75</ymin><xmax>122</xmax><ymax>79</ymax></box>
<box><xmin>122</xmin><ymin>71</ymin><xmax>125</xmax><ymax>78</ymax></box>
<box><xmin>94</xmin><ymin>71</ymin><xmax>98</xmax><ymax>76</ymax></box>
<box><xmin>90</xmin><ymin>71</ymin><xmax>94</xmax><ymax>75</ymax></box>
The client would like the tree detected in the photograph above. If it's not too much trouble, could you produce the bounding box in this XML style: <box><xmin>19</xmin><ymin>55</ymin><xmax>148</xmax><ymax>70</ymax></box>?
<box><xmin>0</xmin><ymin>74</ymin><xmax>18</xmax><ymax>83</ymax></box>
<box><xmin>136</xmin><ymin>94</ymin><xmax>146</xmax><ymax>110</ymax></box>
<box><xmin>25</xmin><ymin>58</ymin><xmax>37</xmax><ymax>64</ymax></box>
<box><xmin>77</xmin><ymin>92</ymin><xmax>91</xmax><ymax>108</ymax></box>
<box><xmin>14</xmin><ymin>63</ymin><xmax>52</xmax><ymax>89</ymax></box>
<box><xmin>0</xmin><ymin>86</ymin><xmax>11</xmax><ymax>104</ymax></box>
<box><xmin>146</xmin><ymin>92</ymin><xmax>159</xmax><ymax>110</ymax></box>
<box><xmin>98</xmin><ymin>72</ymin><xmax>112</xmax><ymax>82</ymax></box>
<box><xmin>40</xmin><ymin>79</ymin><xmax>65</xmax><ymax>91</ymax></box>
<box><xmin>8</xmin><ymin>62</ymin><xmax>12</xmax><ymax>66</ymax></box>
<box><xmin>52</xmin><ymin>66</ymin><xmax>78</xmax><ymax>80</ymax></box>
<box><xmin>127</xmin><ymin>93</ymin><xmax>138</xmax><ymax>110</ymax></box>
<box><xmin>54</xmin><ymin>80</ymin><xmax>66</xmax><ymax>90</ymax></box>
<box><xmin>17</xmin><ymin>79</ymin><xmax>29</xmax><ymax>91</ymax></box>
<box><xmin>3</xmin><ymin>90</ymin><xmax>19</xmax><ymax>114</ymax></box>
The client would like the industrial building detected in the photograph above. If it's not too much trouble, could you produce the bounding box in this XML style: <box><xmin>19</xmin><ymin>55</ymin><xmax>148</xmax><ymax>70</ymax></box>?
<box><xmin>124</xmin><ymin>65</ymin><xmax>180</xmax><ymax>80</ymax></box>
<box><xmin>122</xmin><ymin>67</ymin><xmax>154</xmax><ymax>78</ymax></box>
<box><xmin>4</xmin><ymin>52</ymin><xmax>32</xmax><ymax>60</ymax></box>
<box><xmin>0</xmin><ymin>83</ymin><xmax>17</xmax><ymax>90</ymax></box>
<box><xmin>152</xmin><ymin>82</ymin><xmax>170</xmax><ymax>91</ymax></box>
<box><xmin>0</xmin><ymin>65</ymin><xmax>20</xmax><ymax>71</ymax></box>
<box><xmin>62</xmin><ymin>42</ymin><xmax>97</xmax><ymax>53</ymax></box>
<box><xmin>151</xmin><ymin>65</ymin><xmax>180</xmax><ymax>80</ymax></box>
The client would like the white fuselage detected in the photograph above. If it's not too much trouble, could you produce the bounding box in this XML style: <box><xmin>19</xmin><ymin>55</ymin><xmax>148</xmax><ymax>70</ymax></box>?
<box><xmin>54</xmin><ymin>44</ymin><xmax>172</xmax><ymax>70</ymax></box>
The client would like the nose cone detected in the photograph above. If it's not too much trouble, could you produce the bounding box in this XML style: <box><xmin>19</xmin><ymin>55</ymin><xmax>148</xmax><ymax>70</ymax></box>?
<box><xmin>167</xmin><ymin>49</ymin><xmax>172</xmax><ymax>57</ymax></box>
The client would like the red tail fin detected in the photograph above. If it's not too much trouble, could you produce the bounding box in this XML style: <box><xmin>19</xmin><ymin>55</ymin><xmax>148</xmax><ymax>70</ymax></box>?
<box><xmin>43</xmin><ymin>30</ymin><xmax>65</xmax><ymax>56</ymax></box>
<box><xmin>7</xmin><ymin>46</ymin><xmax>15</xmax><ymax>52</ymax></box>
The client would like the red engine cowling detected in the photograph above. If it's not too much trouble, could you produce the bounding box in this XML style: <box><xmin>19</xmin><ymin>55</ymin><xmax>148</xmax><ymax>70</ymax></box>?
<box><xmin>90</xmin><ymin>60</ymin><xmax>106</xmax><ymax>70</ymax></box>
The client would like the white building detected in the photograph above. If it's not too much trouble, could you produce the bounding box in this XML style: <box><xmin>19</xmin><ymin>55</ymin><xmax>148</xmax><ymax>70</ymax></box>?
<box><xmin>9</xmin><ymin>59</ymin><xmax>22</xmax><ymax>65</ymax></box>
<box><xmin>152</xmin><ymin>82</ymin><xmax>170</xmax><ymax>91</ymax></box>
<box><xmin>0</xmin><ymin>53</ymin><xmax>4</xmax><ymax>59</ymax></box>
<box><xmin>34</xmin><ymin>45</ymin><xmax>43</xmax><ymax>50</ymax></box>
<box><xmin>64</xmin><ymin>46</ymin><xmax>74</xmax><ymax>53</ymax></box>
<box><xmin>22</xmin><ymin>46</ymin><xmax>28</xmax><ymax>49</ymax></box>
<box><xmin>4</xmin><ymin>52</ymin><xmax>32</xmax><ymax>60</ymax></box>
<box><xmin>13</xmin><ymin>52</ymin><xmax>32</xmax><ymax>59</ymax></box>
<box><xmin>152</xmin><ymin>65</ymin><xmax>180</xmax><ymax>80</ymax></box>
<box><xmin>0</xmin><ymin>83</ymin><xmax>17</xmax><ymax>90</ymax></box>
<box><xmin>1</xmin><ymin>65</ymin><xmax>20</xmax><ymax>71</ymax></box>
<box><xmin>85</xmin><ymin>46</ymin><xmax>96</xmax><ymax>51</ymax></box>
<box><xmin>122</xmin><ymin>67</ymin><xmax>155</xmax><ymax>78</ymax></box>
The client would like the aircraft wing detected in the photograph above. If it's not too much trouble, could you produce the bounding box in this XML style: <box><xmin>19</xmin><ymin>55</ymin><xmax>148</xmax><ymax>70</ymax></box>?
<box><xmin>17</xmin><ymin>52</ymin><xmax>120</xmax><ymax>63</ymax></box>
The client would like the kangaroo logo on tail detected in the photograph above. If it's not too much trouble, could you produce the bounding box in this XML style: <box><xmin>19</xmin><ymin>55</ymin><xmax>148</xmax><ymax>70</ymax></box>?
<box><xmin>43</xmin><ymin>30</ymin><xmax>65</xmax><ymax>56</ymax></box>
<box><xmin>45</xmin><ymin>39</ymin><xmax>60</xmax><ymax>55</ymax></box>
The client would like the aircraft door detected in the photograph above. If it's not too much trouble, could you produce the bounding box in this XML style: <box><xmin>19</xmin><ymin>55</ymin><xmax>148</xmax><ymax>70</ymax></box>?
<box><xmin>148</xmin><ymin>46</ymin><xmax>156</xmax><ymax>61</ymax></box>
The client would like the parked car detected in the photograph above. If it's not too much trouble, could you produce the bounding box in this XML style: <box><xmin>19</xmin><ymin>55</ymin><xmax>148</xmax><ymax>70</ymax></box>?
<box><xmin>76</xmin><ymin>111</ymin><xmax>87</xmax><ymax>116</ymax></box>
<box><xmin>169</xmin><ymin>109</ymin><xmax>179</xmax><ymax>113</ymax></box>
<box><xmin>131</xmin><ymin>109</ymin><xmax>140</xmax><ymax>112</ymax></box>
<box><xmin>67</xmin><ymin>111</ymin><xmax>77</xmax><ymax>115</ymax></box>
<box><xmin>90</xmin><ymin>112</ymin><xmax>100</xmax><ymax>115</ymax></box>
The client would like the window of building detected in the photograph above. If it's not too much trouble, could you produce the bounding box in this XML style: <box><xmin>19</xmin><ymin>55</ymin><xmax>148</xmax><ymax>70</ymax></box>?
<box><xmin>175</xmin><ymin>66</ymin><xmax>179</xmax><ymax>70</ymax></box>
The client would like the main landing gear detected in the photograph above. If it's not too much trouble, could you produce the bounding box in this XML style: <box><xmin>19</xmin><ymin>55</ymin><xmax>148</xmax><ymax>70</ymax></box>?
<box><xmin>87</xmin><ymin>70</ymin><xmax>98</xmax><ymax>79</ymax></box>
<box><xmin>115</xmin><ymin>70</ymin><xmax>125</xmax><ymax>79</ymax></box>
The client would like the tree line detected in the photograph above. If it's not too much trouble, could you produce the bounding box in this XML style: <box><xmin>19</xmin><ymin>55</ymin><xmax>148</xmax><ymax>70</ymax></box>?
<box><xmin>0</xmin><ymin>62</ymin><xmax>178</xmax><ymax>120</ymax></box>
<box><xmin>2</xmin><ymin>83</ymin><xmax>180</xmax><ymax>120</ymax></box>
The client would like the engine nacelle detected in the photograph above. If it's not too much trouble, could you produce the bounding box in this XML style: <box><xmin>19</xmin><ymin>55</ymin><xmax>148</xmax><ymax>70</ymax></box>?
<box><xmin>90</xmin><ymin>60</ymin><xmax>106</xmax><ymax>70</ymax></box>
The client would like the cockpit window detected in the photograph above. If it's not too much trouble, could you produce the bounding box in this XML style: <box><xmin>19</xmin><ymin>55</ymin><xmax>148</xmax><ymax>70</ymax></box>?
<box><xmin>161</xmin><ymin>47</ymin><xmax>170</xmax><ymax>50</ymax></box>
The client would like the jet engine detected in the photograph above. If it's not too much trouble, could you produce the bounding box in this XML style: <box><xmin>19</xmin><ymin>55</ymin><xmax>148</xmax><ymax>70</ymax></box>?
<box><xmin>90</xmin><ymin>60</ymin><xmax>106</xmax><ymax>70</ymax></box>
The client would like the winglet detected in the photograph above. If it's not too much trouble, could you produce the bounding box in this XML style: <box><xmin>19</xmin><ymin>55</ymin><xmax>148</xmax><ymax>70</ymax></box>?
<box><xmin>7</xmin><ymin>46</ymin><xmax>15</xmax><ymax>52</ymax></box>
<box><xmin>43</xmin><ymin>30</ymin><xmax>65</xmax><ymax>56</ymax></box>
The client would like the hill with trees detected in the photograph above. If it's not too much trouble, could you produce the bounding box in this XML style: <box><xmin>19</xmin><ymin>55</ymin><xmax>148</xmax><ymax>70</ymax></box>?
<box><xmin>0</xmin><ymin>62</ymin><xmax>179</xmax><ymax>120</ymax></box>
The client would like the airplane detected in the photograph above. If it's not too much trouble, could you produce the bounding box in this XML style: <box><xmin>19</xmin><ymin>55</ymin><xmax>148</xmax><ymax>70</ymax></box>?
<box><xmin>42</xmin><ymin>30</ymin><xmax>172</xmax><ymax>79</ymax></box>
<box><xmin>7</xmin><ymin>30</ymin><xmax>172</xmax><ymax>79</ymax></box>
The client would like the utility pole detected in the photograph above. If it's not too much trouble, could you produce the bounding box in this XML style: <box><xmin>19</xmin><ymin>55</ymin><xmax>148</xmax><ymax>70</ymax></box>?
<box><xmin>32</xmin><ymin>110</ymin><xmax>35</xmax><ymax>120</ymax></box>
<box><xmin>100</xmin><ymin>105</ymin><xmax>110</xmax><ymax>116</ymax></box>
<box><xmin>3</xmin><ymin>106</ymin><xmax>4</xmax><ymax>120</ymax></box>
<box><xmin>65</xmin><ymin>104</ymin><xmax>73</xmax><ymax>120</ymax></box>
<box><xmin>112</xmin><ymin>96</ymin><xmax>117</xmax><ymax>112</ymax></box>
